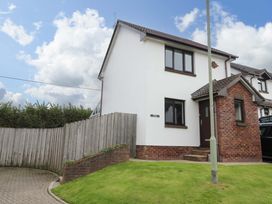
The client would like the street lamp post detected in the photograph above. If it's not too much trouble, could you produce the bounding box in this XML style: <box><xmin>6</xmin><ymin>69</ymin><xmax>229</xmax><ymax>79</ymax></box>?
<box><xmin>206</xmin><ymin>0</ymin><xmax>218</xmax><ymax>184</ymax></box>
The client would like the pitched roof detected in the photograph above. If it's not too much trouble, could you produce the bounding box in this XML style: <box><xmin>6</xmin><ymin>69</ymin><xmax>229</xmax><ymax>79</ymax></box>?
<box><xmin>191</xmin><ymin>74</ymin><xmax>264</xmax><ymax>101</ymax></box>
<box><xmin>191</xmin><ymin>74</ymin><xmax>240</xmax><ymax>100</ymax></box>
<box><xmin>98</xmin><ymin>20</ymin><xmax>238</xmax><ymax>79</ymax></box>
<box><xmin>118</xmin><ymin>20</ymin><xmax>238</xmax><ymax>59</ymax></box>
<box><xmin>231</xmin><ymin>63</ymin><xmax>272</xmax><ymax>78</ymax></box>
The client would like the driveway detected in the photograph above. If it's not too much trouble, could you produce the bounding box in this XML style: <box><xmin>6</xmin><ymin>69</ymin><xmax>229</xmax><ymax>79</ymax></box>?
<box><xmin>0</xmin><ymin>167</ymin><xmax>61</xmax><ymax>204</ymax></box>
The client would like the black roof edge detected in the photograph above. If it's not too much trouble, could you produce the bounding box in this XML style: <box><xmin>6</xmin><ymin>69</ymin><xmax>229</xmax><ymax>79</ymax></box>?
<box><xmin>118</xmin><ymin>19</ymin><xmax>238</xmax><ymax>59</ymax></box>
<box><xmin>98</xmin><ymin>21</ymin><xmax>119</xmax><ymax>80</ymax></box>
<box><xmin>146</xmin><ymin>32</ymin><xmax>237</xmax><ymax>59</ymax></box>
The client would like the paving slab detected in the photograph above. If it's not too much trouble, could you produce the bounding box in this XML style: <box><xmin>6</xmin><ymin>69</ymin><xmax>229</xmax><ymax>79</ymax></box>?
<box><xmin>0</xmin><ymin>167</ymin><xmax>60</xmax><ymax>204</ymax></box>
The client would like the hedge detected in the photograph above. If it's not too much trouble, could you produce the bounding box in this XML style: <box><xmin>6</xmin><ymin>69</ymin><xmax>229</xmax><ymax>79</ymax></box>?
<box><xmin>0</xmin><ymin>102</ymin><xmax>92</xmax><ymax>128</ymax></box>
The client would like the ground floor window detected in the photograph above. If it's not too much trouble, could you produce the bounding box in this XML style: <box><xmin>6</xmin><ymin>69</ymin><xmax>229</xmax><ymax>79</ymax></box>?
<box><xmin>165</xmin><ymin>98</ymin><xmax>185</xmax><ymax>126</ymax></box>
<box><xmin>234</xmin><ymin>99</ymin><xmax>245</xmax><ymax>122</ymax></box>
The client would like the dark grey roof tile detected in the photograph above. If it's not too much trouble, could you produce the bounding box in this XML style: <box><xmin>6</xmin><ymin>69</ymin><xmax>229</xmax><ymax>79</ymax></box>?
<box><xmin>231</xmin><ymin>63</ymin><xmax>272</xmax><ymax>78</ymax></box>
<box><xmin>191</xmin><ymin>74</ymin><xmax>241</xmax><ymax>100</ymax></box>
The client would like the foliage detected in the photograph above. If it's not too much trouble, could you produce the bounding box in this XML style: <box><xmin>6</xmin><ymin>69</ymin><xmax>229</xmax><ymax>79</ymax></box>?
<box><xmin>65</xmin><ymin>160</ymin><xmax>76</xmax><ymax>167</ymax></box>
<box><xmin>101</xmin><ymin>144</ymin><xmax>127</xmax><ymax>153</ymax></box>
<box><xmin>0</xmin><ymin>102</ymin><xmax>92</xmax><ymax>128</ymax></box>
<box><xmin>53</xmin><ymin>161</ymin><xmax>272</xmax><ymax>204</ymax></box>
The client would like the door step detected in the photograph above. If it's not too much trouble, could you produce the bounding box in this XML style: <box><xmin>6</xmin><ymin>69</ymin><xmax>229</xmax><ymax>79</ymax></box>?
<box><xmin>183</xmin><ymin>148</ymin><xmax>210</xmax><ymax>162</ymax></box>
<box><xmin>191</xmin><ymin>149</ymin><xmax>210</xmax><ymax>156</ymax></box>
<box><xmin>183</xmin><ymin>154</ymin><xmax>208</xmax><ymax>162</ymax></box>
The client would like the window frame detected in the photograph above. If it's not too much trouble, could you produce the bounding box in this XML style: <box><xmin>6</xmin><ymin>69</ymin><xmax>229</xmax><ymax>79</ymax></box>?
<box><xmin>258</xmin><ymin>79</ymin><xmax>268</xmax><ymax>93</ymax></box>
<box><xmin>165</xmin><ymin>46</ymin><xmax>194</xmax><ymax>76</ymax></box>
<box><xmin>260</xmin><ymin>107</ymin><xmax>269</xmax><ymax>117</ymax></box>
<box><xmin>164</xmin><ymin>98</ymin><xmax>186</xmax><ymax>128</ymax></box>
<box><xmin>234</xmin><ymin>99</ymin><xmax>245</xmax><ymax>123</ymax></box>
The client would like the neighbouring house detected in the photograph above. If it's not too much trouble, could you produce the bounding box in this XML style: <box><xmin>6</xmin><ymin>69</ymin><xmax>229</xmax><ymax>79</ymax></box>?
<box><xmin>97</xmin><ymin>20</ymin><xmax>264</xmax><ymax>162</ymax></box>
<box><xmin>231</xmin><ymin>63</ymin><xmax>272</xmax><ymax>118</ymax></box>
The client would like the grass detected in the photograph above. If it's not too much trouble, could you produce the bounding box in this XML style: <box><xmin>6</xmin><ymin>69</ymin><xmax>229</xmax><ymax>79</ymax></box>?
<box><xmin>53</xmin><ymin>161</ymin><xmax>272</xmax><ymax>204</ymax></box>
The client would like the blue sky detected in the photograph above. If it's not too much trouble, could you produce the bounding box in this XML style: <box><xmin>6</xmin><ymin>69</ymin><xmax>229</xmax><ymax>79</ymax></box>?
<box><xmin>0</xmin><ymin>0</ymin><xmax>272</xmax><ymax>107</ymax></box>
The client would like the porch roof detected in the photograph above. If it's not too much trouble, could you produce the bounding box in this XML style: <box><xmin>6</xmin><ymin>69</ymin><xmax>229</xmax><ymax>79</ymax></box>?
<box><xmin>191</xmin><ymin>74</ymin><xmax>264</xmax><ymax>101</ymax></box>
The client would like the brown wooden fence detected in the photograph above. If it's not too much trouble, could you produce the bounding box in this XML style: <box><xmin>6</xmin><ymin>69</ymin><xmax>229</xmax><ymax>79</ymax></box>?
<box><xmin>0</xmin><ymin>113</ymin><xmax>137</xmax><ymax>174</ymax></box>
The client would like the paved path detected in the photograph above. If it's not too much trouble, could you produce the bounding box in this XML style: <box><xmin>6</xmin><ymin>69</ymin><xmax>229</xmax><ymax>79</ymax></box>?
<box><xmin>0</xmin><ymin>167</ymin><xmax>60</xmax><ymax>204</ymax></box>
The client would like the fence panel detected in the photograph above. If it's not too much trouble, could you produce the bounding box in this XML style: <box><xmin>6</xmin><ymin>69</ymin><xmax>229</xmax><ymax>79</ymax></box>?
<box><xmin>0</xmin><ymin>113</ymin><xmax>136</xmax><ymax>174</ymax></box>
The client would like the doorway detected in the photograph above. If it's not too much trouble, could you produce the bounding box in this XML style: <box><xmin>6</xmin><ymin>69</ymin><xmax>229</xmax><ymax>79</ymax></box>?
<box><xmin>199</xmin><ymin>100</ymin><xmax>211</xmax><ymax>147</ymax></box>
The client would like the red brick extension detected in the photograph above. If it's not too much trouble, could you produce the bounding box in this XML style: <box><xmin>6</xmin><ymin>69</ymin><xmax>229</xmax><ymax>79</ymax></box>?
<box><xmin>216</xmin><ymin>82</ymin><xmax>262</xmax><ymax>162</ymax></box>
<box><xmin>62</xmin><ymin>145</ymin><xmax>129</xmax><ymax>182</ymax></box>
<box><xmin>137</xmin><ymin>82</ymin><xmax>262</xmax><ymax>162</ymax></box>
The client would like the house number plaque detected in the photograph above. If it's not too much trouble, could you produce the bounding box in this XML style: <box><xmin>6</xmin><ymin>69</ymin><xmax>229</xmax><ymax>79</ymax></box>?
<box><xmin>150</xmin><ymin>114</ymin><xmax>160</xmax><ymax>118</ymax></box>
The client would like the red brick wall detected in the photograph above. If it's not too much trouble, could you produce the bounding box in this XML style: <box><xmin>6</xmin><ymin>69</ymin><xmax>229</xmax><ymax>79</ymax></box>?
<box><xmin>216</xmin><ymin>82</ymin><xmax>262</xmax><ymax>162</ymax></box>
<box><xmin>136</xmin><ymin>145</ymin><xmax>194</xmax><ymax>160</ymax></box>
<box><xmin>62</xmin><ymin>145</ymin><xmax>129</xmax><ymax>182</ymax></box>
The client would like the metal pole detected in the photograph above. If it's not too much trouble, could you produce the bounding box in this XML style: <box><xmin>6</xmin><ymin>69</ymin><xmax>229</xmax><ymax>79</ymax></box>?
<box><xmin>206</xmin><ymin>0</ymin><xmax>218</xmax><ymax>184</ymax></box>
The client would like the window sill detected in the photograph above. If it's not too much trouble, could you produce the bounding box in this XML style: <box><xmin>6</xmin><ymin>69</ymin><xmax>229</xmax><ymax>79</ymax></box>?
<box><xmin>259</xmin><ymin>91</ymin><xmax>269</xmax><ymax>94</ymax></box>
<box><xmin>236</xmin><ymin>122</ymin><xmax>247</xmax><ymax>127</ymax></box>
<box><xmin>165</xmin><ymin>68</ymin><xmax>196</xmax><ymax>77</ymax></box>
<box><xmin>165</xmin><ymin>124</ymin><xmax>188</xmax><ymax>129</ymax></box>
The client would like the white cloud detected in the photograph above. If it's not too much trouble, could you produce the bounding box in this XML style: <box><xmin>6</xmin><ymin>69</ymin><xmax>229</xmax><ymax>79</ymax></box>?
<box><xmin>3</xmin><ymin>92</ymin><xmax>24</xmax><ymax>105</ymax></box>
<box><xmin>33</xmin><ymin>21</ymin><xmax>42</xmax><ymax>31</ymax></box>
<box><xmin>19</xmin><ymin>9</ymin><xmax>113</xmax><ymax>107</ymax></box>
<box><xmin>0</xmin><ymin>3</ymin><xmax>16</xmax><ymax>15</ymax></box>
<box><xmin>0</xmin><ymin>82</ymin><xmax>6</xmax><ymax>100</ymax></box>
<box><xmin>0</xmin><ymin>11</ymin><xmax>10</xmax><ymax>15</ymax></box>
<box><xmin>175</xmin><ymin>8</ymin><xmax>199</xmax><ymax>32</ymax></box>
<box><xmin>192</xmin><ymin>28</ymin><xmax>206</xmax><ymax>45</ymax></box>
<box><xmin>190</xmin><ymin>2</ymin><xmax>272</xmax><ymax>70</ymax></box>
<box><xmin>0</xmin><ymin>82</ymin><xmax>25</xmax><ymax>105</ymax></box>
<box><xmin>8</xmin><ymin>3</ymin><xmax>16</xmax><ymax>11</ymax></box>
<box><xmin>1</xmin><ymin>18</ymin><xmax>34</xmax><ymax>46</ymax></box>
<box><xmin>25</xmin><ymin>85</ymin><xmax>88</xmax><ymax>105</ymax></box>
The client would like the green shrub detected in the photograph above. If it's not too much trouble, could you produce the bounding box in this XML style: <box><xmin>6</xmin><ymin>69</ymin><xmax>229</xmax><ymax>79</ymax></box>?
<box><xmin>65</xmin><ymin>160</ymin><xmax>76</xmax><ymax>166</ymax></box>
<box><xmin>101</xmin><ymin>144</ymin><xmax>127</xmax><ymax>153</ymax></box>
<box><xmin>0</xmin><ymin>102</ymin><xmax>92</xmax><ymax>128</ymax></box>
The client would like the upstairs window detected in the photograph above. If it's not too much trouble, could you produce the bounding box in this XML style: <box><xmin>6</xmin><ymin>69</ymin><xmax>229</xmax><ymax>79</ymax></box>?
<box><xmin>234</xmin><ymin>99</ymin><xmax>245</xmax><ymax>123</ymax></box>
<box><xmin>258</xmin><ymin>79</ymin><xmax>268</xmax><ymax>93</ymax></box>
<box><xmin>165</xmin><ymin>46</ymin><xmax>194</xmax><ymax>74</ymax></box>
<box><xmin>165</xmin><ymin>98</ymin><xmax>185</xmax><ymax>127</ymax></box>
<box><xmin>165</xmin><ymin>48</ymin><xmax>173</xmax><ymax>68</ymax></box>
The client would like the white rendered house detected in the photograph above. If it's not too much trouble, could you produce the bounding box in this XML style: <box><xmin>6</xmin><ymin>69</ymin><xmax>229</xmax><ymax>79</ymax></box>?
<box><xmin>98</xmin><ymin>20</ymin><xmax>263</xmax><ymax>162</ymax></box>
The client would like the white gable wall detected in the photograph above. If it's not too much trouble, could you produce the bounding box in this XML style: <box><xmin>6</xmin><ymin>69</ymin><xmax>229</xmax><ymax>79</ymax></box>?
<box><xmin>101</xmin><ymin>26</ymin><xmax>148</xmax><ymax>145</ymax></box>
<box><xmin>102</xmin><ymin>25</ymin><xmax>231</xmax><ymax>146</ymax></box>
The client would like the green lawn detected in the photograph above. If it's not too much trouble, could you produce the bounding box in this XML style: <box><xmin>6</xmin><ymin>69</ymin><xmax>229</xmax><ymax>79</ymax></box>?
<box><xmin>53</xmin><ymin>161</ymin><xmax>272</xmax><ymax>204</ymax></box>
